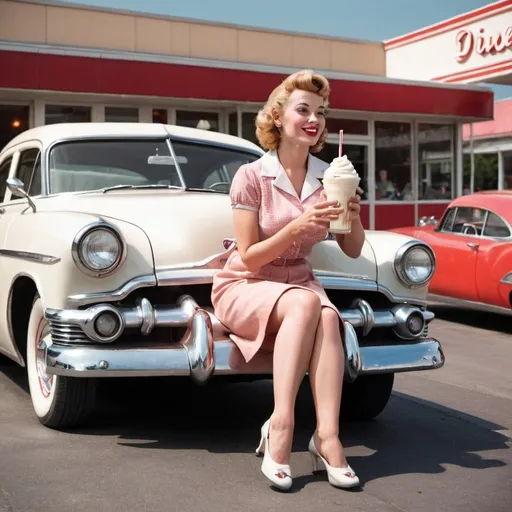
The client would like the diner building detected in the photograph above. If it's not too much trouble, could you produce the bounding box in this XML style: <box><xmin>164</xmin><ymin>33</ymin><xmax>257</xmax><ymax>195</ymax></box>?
<box><xmin>0</xmin><ymin>0</ymin><xmax>505</xmax><ymax>230</ymax></box>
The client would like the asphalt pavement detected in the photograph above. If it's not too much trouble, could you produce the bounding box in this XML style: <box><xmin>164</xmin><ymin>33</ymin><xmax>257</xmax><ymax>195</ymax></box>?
<box><xmin>1</xmin><ymin>300</ymin><xmax>511</xmax><ymax>512</ymax></box>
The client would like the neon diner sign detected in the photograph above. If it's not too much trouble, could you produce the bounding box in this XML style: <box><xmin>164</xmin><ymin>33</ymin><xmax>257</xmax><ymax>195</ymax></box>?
<box><xmin>455</xmin><ymin>26</ymin><xmax>512</xmax><ymax>63</ymax></box>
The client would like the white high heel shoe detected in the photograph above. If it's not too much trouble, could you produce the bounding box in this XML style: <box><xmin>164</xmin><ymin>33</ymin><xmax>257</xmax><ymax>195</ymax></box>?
<box><xmin>255</xmin><ymin>419</ymin><xmax>293</xmax><ymax>491</ymax></box>
<box><xmin>308</xmin><ymin>436</ymin><xmax>360</xmax><ymax>489</ymax></box>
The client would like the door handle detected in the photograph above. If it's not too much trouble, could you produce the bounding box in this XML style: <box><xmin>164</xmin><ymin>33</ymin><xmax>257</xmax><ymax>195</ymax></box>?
<box><xmin>0</xmin><ymin>208</ymin><xmax>5</xmax><ymax>214</ymax></box>
<box><xmin>467</xmin><ymin>242</ymin><xmax>479</xmax><ymax>249</ymax></box>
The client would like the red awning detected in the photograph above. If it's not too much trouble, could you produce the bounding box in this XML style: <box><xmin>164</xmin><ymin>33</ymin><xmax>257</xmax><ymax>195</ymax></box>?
<box><xmin>0</xmin><ymin>49</ymin><xmax>494</xmax><ymax>120</ymax></box>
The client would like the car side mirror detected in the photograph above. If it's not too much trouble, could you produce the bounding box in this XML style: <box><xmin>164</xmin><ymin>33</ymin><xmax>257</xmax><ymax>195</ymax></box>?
<box><xmin>6</xmin><ymin>178</ymin><xmax>37</xmax><ymax>213</ymax></box>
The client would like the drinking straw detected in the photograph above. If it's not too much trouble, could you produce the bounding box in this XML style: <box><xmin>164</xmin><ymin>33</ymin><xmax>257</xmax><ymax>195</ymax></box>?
<box><xmin>339</xmin><ymin>129</ymin><xmax>343</xmax><ymax>157</ymax></box>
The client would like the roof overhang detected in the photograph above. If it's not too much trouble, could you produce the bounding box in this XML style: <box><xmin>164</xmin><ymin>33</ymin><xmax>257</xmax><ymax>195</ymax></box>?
<box><xmin>0</xmin><ymin>41</ymin><xmax>495</xmax><ymax>121</ymax></box>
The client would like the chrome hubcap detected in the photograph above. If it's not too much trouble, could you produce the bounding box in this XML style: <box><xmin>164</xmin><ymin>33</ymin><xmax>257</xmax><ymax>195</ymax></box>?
<box><xmin>36</xmin><ymin>328</ymin><xmax>53</xmax><ymax>396</ymax></box>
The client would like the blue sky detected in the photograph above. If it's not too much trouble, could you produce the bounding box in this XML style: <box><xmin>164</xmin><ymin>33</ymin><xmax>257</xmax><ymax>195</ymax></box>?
<box><xmin>60</xmin><ymin>0</ymin><xmax>510</xmax><ymax>99</ymax></box>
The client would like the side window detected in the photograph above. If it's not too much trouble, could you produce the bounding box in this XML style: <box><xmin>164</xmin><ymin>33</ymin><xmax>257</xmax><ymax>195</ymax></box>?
<box><xmin>439</xmin><ymin>208</ymin><xmax>457</xmax><ymax>232</ymax></box>
<box><xmin>483</xmin><ymin>212</ymin><xmax>511</xmax><ymax>239</ymax></box>
<box><xmin>0</xmin><ymin>157</ymin><xmax>13</xmax><ymax>202</ymax></box>
<box><xmin>451</xmin><ymin>207</ymin><xmax>486</xmax><ymax>236</ymax></box>
<box><xmin>16</xmin><ymin>149</ymin><xmax>41</xmax><ymax>196</ymax></box>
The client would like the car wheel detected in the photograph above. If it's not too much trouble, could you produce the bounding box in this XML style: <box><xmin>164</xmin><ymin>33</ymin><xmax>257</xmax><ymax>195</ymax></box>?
<box><xmin>26</xmin><ymin>296</ymin><xmax>96</xmax><ymax>429</ymax></box>
<box><xmin>341</xmin><ymin>373</ymin><xmax>394</xmax><ymax>421</ymax></box>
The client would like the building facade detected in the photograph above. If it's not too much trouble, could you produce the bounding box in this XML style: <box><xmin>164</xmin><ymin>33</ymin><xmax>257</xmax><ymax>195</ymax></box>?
<box><xmin>0</xmin><ymin>0</ymin><xmax>497</xmax><ymax>229</ymax></box>
<box><xmin>386</xmin><ymin>0</ymin><xmax>512</xmax><ymax>195</ymax></box>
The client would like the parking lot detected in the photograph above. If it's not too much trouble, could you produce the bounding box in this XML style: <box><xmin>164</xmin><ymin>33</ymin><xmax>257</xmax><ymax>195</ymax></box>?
<box><xmin>1</xmin><ymin>300</ymin><xmax>511</xmax><ymax>512</ymax></box>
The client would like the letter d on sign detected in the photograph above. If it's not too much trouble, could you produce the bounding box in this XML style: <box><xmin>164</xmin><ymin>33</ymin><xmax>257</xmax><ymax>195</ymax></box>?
<box><xmin>456</xmin><ymin>30</ymin><xmax>474</xmax><ymax>63</ymax></box>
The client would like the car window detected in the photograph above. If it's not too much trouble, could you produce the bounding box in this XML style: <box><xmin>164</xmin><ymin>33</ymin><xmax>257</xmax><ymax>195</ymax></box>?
<box><xmin>483</xmin><ymin>212</ymin><xmax>511</xmax><ymax>239</ymax></box>
<box><xmin>439</xmin><ymin>208</ymin><xmax>457</xmax><ymax>232</ymax></box>
<box><xmin>49</xmin><ymin>139</ymin><xmax>178</xmax><ymax>193</ymax></box>
<box><xmin>451</xmin><ymin>207</ymin><xmax>486</xmax><ymax>236</ymax></box>
<box><xmin>16</xmin><ymin>148</ymin><xmax>41</xmax><ymax>196</ymax></box>
<box><xmin>170</xmin><ymin>140</ymin><xmax>260</xmax><ymax>193</ymax></box>
<box><xmin>28</xmin><ymin>152</ymin><xmax>42</xmax><ymax>196</ymax></box>
<box><xmin>0</xmin><ymin>157</ymin><xmax>13</xmax><ymax>202</ymax></box>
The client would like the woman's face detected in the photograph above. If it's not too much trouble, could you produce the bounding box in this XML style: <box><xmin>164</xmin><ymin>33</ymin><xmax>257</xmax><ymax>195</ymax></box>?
<box><xmin>275</xmin><ymin>89</ymin><xmax>326</xmax><ymax>148</ymax></box>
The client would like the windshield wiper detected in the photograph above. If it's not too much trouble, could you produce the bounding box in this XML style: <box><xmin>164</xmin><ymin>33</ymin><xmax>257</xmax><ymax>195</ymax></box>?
<box><xmin>101</xmin><ymin>184</ymin><xmax>185</xmax><ymax>193</ymax></box>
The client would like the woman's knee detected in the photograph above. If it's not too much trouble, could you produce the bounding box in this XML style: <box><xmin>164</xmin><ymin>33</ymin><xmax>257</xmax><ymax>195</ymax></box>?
<box><xmin>286</xmin><ymin>289</ymin><xmax>322</xmax><ymax>319</ymax></box>
<box><xmin>267</xmin><ymin>289</ymin><xmax>322</xmax><ymax>333</ymax></box>
<box><xmin>320</xmin><ymin>307</ymin><xmax>343</xmax><ymax>339</ymax></box>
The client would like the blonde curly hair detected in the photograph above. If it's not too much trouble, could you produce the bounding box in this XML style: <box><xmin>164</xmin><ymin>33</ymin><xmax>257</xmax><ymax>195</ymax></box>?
<box><xmin>255</xmin><ymin>69</ymin><xmax>330</xmax><ymax>153</ymax></box>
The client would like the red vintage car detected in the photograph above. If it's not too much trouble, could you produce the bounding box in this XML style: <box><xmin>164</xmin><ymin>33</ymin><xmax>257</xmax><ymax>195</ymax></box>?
<box><xmin>390</xmin><ymin>191</ymin><xmax>512</xmax><ymax>310</ymax></box>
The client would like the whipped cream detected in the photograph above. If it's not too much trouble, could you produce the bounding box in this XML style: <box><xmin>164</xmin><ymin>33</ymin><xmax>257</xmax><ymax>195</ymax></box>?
<box><xmin>323</xmin><ymin>155</ymin><xmax>359</xmax><ymax>181</ymax></box>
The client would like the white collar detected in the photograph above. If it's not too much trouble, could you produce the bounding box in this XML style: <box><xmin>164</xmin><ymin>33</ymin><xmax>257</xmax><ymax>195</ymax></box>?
<box><xmin>260</xmin><ymin>150</ymin><xmax>328</xmax><ymax>202</ymax></box>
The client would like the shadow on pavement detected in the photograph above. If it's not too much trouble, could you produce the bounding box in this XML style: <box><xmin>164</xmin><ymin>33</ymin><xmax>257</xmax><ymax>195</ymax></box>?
<box><xmin>76</xmin><ymin>375</ymin><xmax>509</xmax><ymax>487</ymax></box>
<box><xmin>1</xmin><ymin>362</ymin><xmax>509</xmax><ymax>490</ymax></box>
<box><xmin>428</xmin><ymin>303</ymin><xmax>512</xmax><ymax>335</ymax></box>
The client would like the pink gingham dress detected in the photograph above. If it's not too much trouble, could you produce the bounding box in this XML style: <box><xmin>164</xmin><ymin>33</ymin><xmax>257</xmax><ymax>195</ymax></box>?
<box><xmin>211</xmin><ymin>150</ymin><xmax>340</xmax><ymax>362</ymax></box>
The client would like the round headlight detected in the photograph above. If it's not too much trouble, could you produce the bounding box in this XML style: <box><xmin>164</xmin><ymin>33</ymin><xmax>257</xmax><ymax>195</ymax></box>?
<box><xmin>394</xmin><ymin>242</ymin><xmax>435</xmax><ymax>288</ymax></box>
<box><xmin>72</xmin><ymin>223</ymin><xmax>125</xmax><ymax>277</ymax></box>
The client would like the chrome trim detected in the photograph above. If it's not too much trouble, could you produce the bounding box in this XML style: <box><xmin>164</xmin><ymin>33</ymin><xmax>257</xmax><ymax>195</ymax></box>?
<box><xmin>45</xmin><ymin>304</ymin><xmax>125</xmax><ymax>344</ymax></box>
<box><xmin>164</xmin><ymin>138</ymin><xmax>186</xmax><ymax>189</ymax></box>
<box><xmin>71</xmin><ymin>219</ymin><xmax>127</xmax><ymax>278</ymax></box>
<box><xmin>67</xmin><ymin>274</ymin><xmax>156</xmax><ymax>308</ymax></box>
<box><xmin>0</xmin><ymin>249</ymin><xmax>60</xmax><ymax>264</ymax></box>
<box><xmin>500</xmin><ymin>272</ymin><xmax>512</xmax><ymax>285</ymax></box>
<box><xmin>43</xmin><ymin>336</ymin><xmax>445</xmax><ymax>379</ymax></box>
<box><xmin>155</xmin><ymin>242</ymin><xmax>237</xmax><ymax>284</ymax></box>
<box><xmin>394</xmin><ymin>241</ymin><xmax>436</xmax><ymax>289</ymax></box>
<box><xmin>377</xmin><ymin>284</ymin><xmax>427</xmax><ymax>306</ymax></box>
<box><xmin>6</xmin><ymin>177</ymin><xmax>37</xmax><ymax>213</ymax></box>
<box><xmin>352</xmin><ymin>299</ymin><xmax>375</xmax><ymax>336</ymax></box>
<box><xmin>342</xmin><ymin>321</ymin><xmax>362</xmax><ymax>382</ymax></box>
<box><xmin>391</xmin><ymin>305</ymin><xmax>428</xmax><ymax>339</ymax></box>
<box><xmin>45</xmin><ymin>296</ymin><xmax>435</xmax><ymax>344</ymax></box>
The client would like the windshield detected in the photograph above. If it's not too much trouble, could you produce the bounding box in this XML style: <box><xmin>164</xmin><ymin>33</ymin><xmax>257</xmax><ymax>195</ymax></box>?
<box><xmin>48</xmin><ymin>138</ymin><xmax>261</xmax><ymax>194</ymax></box>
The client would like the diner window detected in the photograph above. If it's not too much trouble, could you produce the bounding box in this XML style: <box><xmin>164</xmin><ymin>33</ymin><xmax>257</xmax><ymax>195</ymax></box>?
<box><xmin>326</xmin><ymin>117</ymin><xmax>368</xmax><ymax>136</ymax></box>
<box><xmin>462</xmin><ymin>152</ymin><xmax>498</xmax><ymax>193</ymax></box>
<box><xmin>418</xmin><ymin>124</ymin><xmax>454</xmax><ymax>200</ymax></box>
<box><xmin>0</xmin><ymin>104</ymin><xmax>29</xmax><ymax>150</ymax></box>
<box><xmin>152</xmin><ymin>109</ymin><xmax>168</xmax><ymax>124</ymax></box>
<box><xmin>228</xmin><ymin>112</ymin><xmax>237</xmax><ymax>137</ymax></box>
<box><xmin>45</xmin><ymin>105</ymin><xmax>91</xmax><ymax>125</ymax></box>
<box><xmin>504</xmin><ymin>152</ymin><xmax>512</xmax><ymax>190</ymax></box>
<box><xmin>105</xmin><ymin>107</ymin><xmax>139</xmax><ymax>123</ymax></box>
<box><xmin>483</xmin><ymin>212</ymin><xmax>511</xmax><ymax>238</ymax></box>
<box><xmin>317</xmin><ymin>142</ymin><xmax>368</xmax><ymax>200</ymax></box>
<box><xmin>176</xmin><ymin>111</ymin><xmax>219</xmax><ymax>132</ymax></box>
<box><xmin>375</xmin><ymin>121</ymin><xmax>412</xmax><ymax>201</ymax></box>
<box><xmin>242</xmin><ymin>112</ymin><xmax>258</xmax><ymax>145</ymax></box>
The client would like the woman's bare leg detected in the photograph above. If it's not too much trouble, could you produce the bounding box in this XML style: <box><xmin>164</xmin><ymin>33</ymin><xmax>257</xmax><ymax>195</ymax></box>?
<box><xmin>308</xmin><ymin>307</ymin><xmax>348</xmax><ymax>467</ymax></box>
<box><xmin>264</xmin><ymin>289</ymin><xmax>322</xmax><ymax>464</ymax></box>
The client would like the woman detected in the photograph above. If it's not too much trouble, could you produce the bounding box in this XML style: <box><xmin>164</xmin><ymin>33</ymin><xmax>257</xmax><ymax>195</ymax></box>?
<box><xmin>211</xmin><ymin>69</ymin><xmax>365</xmax><ymax>491</ymax></box>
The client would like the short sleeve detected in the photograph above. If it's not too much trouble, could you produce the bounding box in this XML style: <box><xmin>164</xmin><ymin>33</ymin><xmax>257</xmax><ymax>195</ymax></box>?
<box><xmin>230</xmin><ymin>165</ymin><xmax>261</xmax><ymax>212</ymax></box>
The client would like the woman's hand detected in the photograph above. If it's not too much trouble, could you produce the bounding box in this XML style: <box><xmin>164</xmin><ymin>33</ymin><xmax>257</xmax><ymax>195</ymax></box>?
<box><xmin>320</xmin><ymin>186</ymin><xmax>364</xmax><ymax>222</ymax></box>
<box><xmin>291</xmin><ymin>200</ymin><xmax>343</xmax><ymax>236</ymax></box>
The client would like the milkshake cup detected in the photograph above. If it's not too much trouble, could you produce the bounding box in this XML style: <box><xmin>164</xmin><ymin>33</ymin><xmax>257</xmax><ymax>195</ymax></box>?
<box><xmin>323</xmin><ymin>155</ymin><xmax>360</xmax><ymax>234</ymax></box>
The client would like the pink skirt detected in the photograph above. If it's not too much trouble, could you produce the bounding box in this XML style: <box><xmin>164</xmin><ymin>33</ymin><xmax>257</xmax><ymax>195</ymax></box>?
<box><xmin>211</xmin><ymin>250</ymin><xmax>339</xmax><ymax>362</ymax></box>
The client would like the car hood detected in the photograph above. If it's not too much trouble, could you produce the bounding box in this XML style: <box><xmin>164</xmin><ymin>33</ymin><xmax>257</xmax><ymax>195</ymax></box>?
<box><xmin>46</xmin><ymin>190</ymin><xmax>236</xmax><ymax>270</ymax></box>
<box><xmin>45</xmin><ymin>190</ymin><xmax>380</xmax><ymax>280</ymax></box>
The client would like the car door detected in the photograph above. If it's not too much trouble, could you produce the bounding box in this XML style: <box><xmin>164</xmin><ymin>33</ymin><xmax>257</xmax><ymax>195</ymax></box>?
<box><xmin>0</xmin><ymin>146</ymin><xmax>42</xmax><ymax>361</ymax></box>
<box><xmin>424</xmin><ymin>206</ymin><xmax>483</xmax><ymax>301</ymax></box>
<box><xmin>476</xmin><ymin>211</ymin><xmax>512</xmax><ymax>306</ymax></box>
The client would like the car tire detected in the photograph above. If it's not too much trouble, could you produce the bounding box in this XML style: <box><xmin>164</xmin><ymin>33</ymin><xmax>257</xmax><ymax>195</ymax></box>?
<box><xmin>26</xmin><ymin>295</ymin><xmax>96</xmax><ymax>429</ymax></box>
<box><xmin>341</xmin><ymin>373</ymin><xmax>394</xmax><ymax>421</ymax></box>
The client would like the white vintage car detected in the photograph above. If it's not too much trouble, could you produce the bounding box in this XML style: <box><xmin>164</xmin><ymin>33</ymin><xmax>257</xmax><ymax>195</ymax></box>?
<box><xmin>0</xmin><ymin>123</ymin><xmax>444</xmax><ymax>429</ymax></box>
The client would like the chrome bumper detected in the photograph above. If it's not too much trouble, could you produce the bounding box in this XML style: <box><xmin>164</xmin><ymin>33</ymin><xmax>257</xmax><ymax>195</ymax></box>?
<box><xmin>40</xmin><ymin>313</ymin><xmax>445</xmax><ymax>383</ymax></box>
<box><xmin>42</xmin><ymin>295</ymin><xmax>443</xmax><ymax>382</ymax></box>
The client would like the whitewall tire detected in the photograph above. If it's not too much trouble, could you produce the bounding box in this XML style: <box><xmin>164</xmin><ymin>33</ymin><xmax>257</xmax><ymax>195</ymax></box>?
<box><xmin>26</xmin><ymin>296</ymin><xmax>96</xmax><ymax>429</ymax></box>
